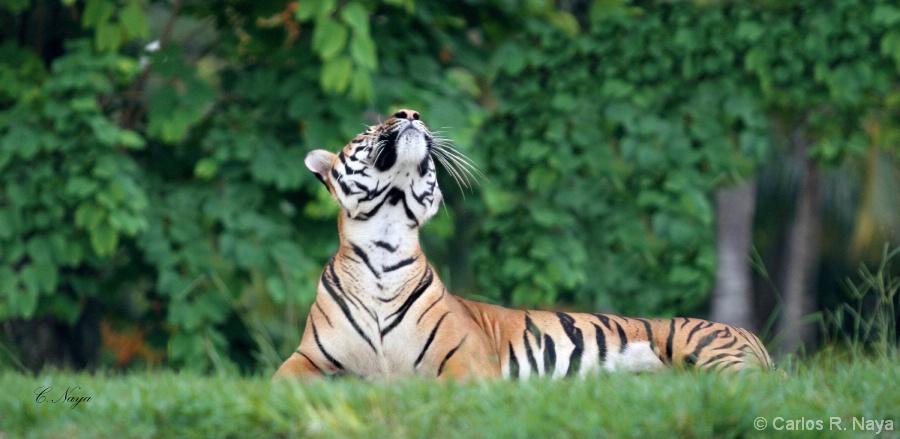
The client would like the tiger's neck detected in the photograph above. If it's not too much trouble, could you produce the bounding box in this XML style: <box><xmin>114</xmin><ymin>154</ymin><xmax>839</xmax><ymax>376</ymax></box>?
<box><xmin>337</xmin><ymin>210</ymin><xmax>423</xmax><ymax>257</ymax></box>
<box><xmin>334</xmin><ymin>210</ymin><xmax>434</xmax><ymax>304</ymax></box>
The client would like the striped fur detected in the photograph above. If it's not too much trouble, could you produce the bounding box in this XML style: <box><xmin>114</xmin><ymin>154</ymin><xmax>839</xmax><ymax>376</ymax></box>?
<box><xmin>274</xmin><ymin>110</ymin><xmax>775</xmax><ymax>380</ymax></box>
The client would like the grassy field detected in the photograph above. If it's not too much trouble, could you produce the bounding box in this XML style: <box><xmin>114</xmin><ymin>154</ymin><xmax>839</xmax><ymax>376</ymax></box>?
<box><xmin>0</xmin><ymin>351</ymin><xmax>897</xmax><ymax>439</ymax></box>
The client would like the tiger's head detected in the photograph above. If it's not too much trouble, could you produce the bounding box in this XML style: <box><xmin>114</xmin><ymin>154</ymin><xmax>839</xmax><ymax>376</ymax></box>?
<box><xmin>305</xmin><ymin>109</ymin><xmax>461</xmax><ymax>228</ymax></box>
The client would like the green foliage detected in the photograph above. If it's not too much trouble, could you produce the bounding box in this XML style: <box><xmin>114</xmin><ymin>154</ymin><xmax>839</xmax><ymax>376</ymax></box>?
<box><xmin>296</xmin><ymin>0</ymin><xmax>380</xmax><ymax>100</ymax></box>
<box><xmin>3</xmin><ymin>0</ymin><xmax>900</xmax><ymax>372</ymax></box>
<box><xmin>0</xmin><ymin>40</ymin><xmax>147</xmax><ymax>320</ymax></box>
<box><xmin>474</xmin><ymin>0</ymin><xmax>900</xmax><ymax>315</ymax></box>
<box><xmin>2</xmin><ymin>0</ymin><xmax>500</xmax><ymax>370</ymax></box>
<box><xmin>82</xmin><ymin>0</ymin><xmax>150</xmax><ymax>51</ymax></box>
<box><xmin>1</xmin><ymin>352</ymin><xmax>899</xmax><ymax>438</ymax></box>
<box><xmin>823</xmin><ymin>244</ymin><xmax>899</xmax><ymax>357</ymax></box>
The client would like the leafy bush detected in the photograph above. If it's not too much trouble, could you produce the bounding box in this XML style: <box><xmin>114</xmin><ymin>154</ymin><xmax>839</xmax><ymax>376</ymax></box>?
<box><xmin>473</xmin><ymin>0</ymin><xmax>900</xmax><ymax>315</ymax></box>
<box><xmin>2</xmin><ymin>0</ymin><xmax>900</xmax><ymax>372</ymax></box>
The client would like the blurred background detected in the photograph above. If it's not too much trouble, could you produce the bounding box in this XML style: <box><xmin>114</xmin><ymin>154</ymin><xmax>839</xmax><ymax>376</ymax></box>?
<box><xmin>1</xmin><ymin>0</ymin><xmax>899</xmax><ymax>374</ymax></box>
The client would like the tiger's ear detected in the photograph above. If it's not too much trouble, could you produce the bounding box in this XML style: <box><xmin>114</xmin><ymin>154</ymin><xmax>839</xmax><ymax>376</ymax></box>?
<box><xmin>304</xmin><ymin>150</ymin><xmax>335</xmax><ymax>188</ymax></box>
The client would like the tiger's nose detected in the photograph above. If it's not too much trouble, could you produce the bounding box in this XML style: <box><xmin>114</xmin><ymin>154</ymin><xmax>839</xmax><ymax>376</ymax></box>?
<box><xmin>393</xmin><ymin>109</ymin><xmax>420</xmax><ymax>121</ymax></box>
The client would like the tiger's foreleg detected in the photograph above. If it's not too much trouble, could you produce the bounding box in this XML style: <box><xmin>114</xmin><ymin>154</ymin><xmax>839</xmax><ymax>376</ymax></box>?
<box><xmin>272</xmin><ymin>308</ymin><xmax>336</xmax><ymax>380</ymax></box>
<box><xmin>273</xmin><ymin>350</ymin><xmax>327</xmax><ymax>379</ymax></box>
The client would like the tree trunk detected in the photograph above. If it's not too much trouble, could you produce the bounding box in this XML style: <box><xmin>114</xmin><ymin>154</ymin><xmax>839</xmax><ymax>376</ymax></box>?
<box><xmin>711</xmin><ymin>176</ymin><xmax>757</xmax><ymax>331</ymax></box>
<box><xmin>777</xmin><ymin>123</ymin><xmax>822</xmax><ymax>356</ymax></box>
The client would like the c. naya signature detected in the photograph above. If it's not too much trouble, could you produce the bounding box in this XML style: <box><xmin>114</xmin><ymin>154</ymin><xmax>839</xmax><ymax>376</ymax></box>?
<box><xmin>34</xmin><ymin>386</ymin><xmax>91</xmax><ymax>409</ymax></box>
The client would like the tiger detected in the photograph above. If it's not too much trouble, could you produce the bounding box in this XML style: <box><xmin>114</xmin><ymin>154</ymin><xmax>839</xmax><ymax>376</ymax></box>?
<box><xmin>273</xmin><ymin>109</ymin><xmax>776</xmax><ymax>380</ymax></box>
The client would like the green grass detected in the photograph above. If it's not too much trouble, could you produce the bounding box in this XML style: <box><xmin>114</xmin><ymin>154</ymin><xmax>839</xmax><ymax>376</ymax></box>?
<box><xmin>1</xmin><ymin>352</ymin><xmax>897</xmax><ymax>439</ymax></box>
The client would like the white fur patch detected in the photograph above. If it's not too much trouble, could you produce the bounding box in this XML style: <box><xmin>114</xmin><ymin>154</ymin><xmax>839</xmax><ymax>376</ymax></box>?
<box><xmin>604</xmin><ymin>341</ymin><xmax>666</xmax><ymax>372</ymax></box>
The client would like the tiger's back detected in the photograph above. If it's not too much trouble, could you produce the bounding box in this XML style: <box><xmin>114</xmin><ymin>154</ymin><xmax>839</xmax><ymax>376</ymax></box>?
<box><xmin>455</xmin><ymin>299</ymin><xmax>773</xmax><ymax>378</ymax></box>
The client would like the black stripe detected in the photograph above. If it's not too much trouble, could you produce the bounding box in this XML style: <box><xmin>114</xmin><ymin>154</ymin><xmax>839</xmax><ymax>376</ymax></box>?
<box><xmin>593</xmin><ymin>323</ymin><xmax>608</xmax><ymax>365</ymax></box>
<box><xmin>686</xmin><ymin>320</ymin><xmax>713</xmax><ymax>345</ymax></box>
<box><xmin>593</xmin><ymin>314</ymin><xmax>613</xmax><ymax>331</ymax></box>
<box><xmin>358</xmin><ymin>181</ymin><xmax>388</xmax><ymax>202</ymax></box>
<box><xmin>711</xmin><ymin>336</ymin><xmax>738</xmax><ymax>351</ymax></box>
<box><xmin>409</xmin><ymin>179</ymin><xmax>435</xmax><ymax>206</ymax></box>
<box><xmin>525</xmin><ymin>313</ymin><xmax>542</xmax><ymax>348</ymax></box>
<box><xmin>637</xmin><ymin>318</ymin><xmax>656</xmax><ymax>350</ymax></box>
<box><xmin>524</xmin><ymin>330</ymin><xmax>539</xmax><ymax>374</ymax></box>
<box><xmin>297</xmin><ymin>351</ymin><xmax>326</xmax><ymax>374</ymax></box>
<box><xmin>508</xmin><ymin>342</ymin><xmax>520</xmax><ymax>379</ymax></box>
<box><xmin>354</xmin><ymin>185</ymin><xmax>395</xmax><ymax>220</ymax></box>
<box><xmin>374</xmin><ymin>132</ymin><xmax>398</xmax><ymax>171</ymax></box>
<box><xmin>418</xmin><ymin>156</ymin><xmax>429</xmax><ymax>177</ymax></box>
<box><xmin>414</xmin><ymin>312</ymin><xmax>450</xmax><ymax>368</ymax></box>
<box><xmin>382</xmin><ymin>255</ymin><xmax>418</xmax><ymax>272</ymax></box>
<box><xmin>331</xmin><ymin>169</ymin><xmax>355</xmax><ymax>197</ymax></box>
<box><xmin>373</xmin><ymin>240</ymin><xmax>398</xmax><ymax>252</ymax></box>
<box><xmin>437</xmin><ymin>335</ymin><xmax>467</xmax><ymax>377</ymax></box>
<box><xmin>556</xmin><ymin>312</ymin><xmax>584</xmax><ymax>376</ymax></box>
<box><xmin>710</xmin><ymin>359</ymin><xmax>744</xmax><ymax>373</ymax></box>
<box><xmin>699</xmin><ymin>352</ymin><xmax>742</xmax><ymax>368</ymax></box>
<box><xmin>543</xmin><ymin>334</ymin><xmax>556</xmax><ymax>376</ymax></box>
<box><xmin>350</xmin><ymin>243</ymin><xmax>380</xmax><ymax>279</ymax></box>
<box><xmin>312</xmin><ymin>320</ymin><xmax>344</xmax><ymax>371</ymax></box>
<box><xmin>736</xmin><ymin>327</ymin><xmax>770</xmax><ymax>369</ymax></box>
<box><xmin>325</xmin><ymin>260</ymin><xmax>376</xmax><ymax>321</ymax></box>
<box><xmin>320</xmin><ymin>260</ymin><xmax>377</xmax><ymax>353</ymax></box>
<box><xmin>416</xmin><ymin>288</ymin><xmax>445</xmax><ymax>324</ymax></box>
<box><xmin>314</xmin><ymin>301</ymin><xmax>333</xmax><ymax>327</ymax></box>
<box><xmin>382</xmin><ymin>266</ymin><xmax>434</xmax><ymax>337</ymax></box>
<box><xmin>689</xmin><ymin>330</ymin><xmax>725</xmax><ymax>360</ymax></box>
<box><xmin>381</xmin><ymin>185</ymin><xmax>418</xmax><ymax>226</ymax></box>
<box><xmin>615</xmin><ymin>320</ymin><xmax>628</xmax><ymax>353</ymax></box>
<box><xmin>666</xmin><ymin>319</ymin><xmax>675</xmax><ymax>363</ymax></box>
<box><xmin>377</xmin><ymin>273</ymin><xmax>420</xmax><ymax>303</ymax></box>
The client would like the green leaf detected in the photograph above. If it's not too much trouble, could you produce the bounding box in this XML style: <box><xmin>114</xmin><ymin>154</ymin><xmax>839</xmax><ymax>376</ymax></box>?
<box><xmin>34</xmin><ymin>261</ymin><xmax>58</xmax><ymax>294</ymax></box>
<box><xmin>320</xmin><ymin>56</ymin><xmax>353</xmax><ymax>93</ymax></box>
<box><xmin>0</xmin><ymin>148</ymin><xmax>11</xmax><ymax>173</ymax></box>
<box><xmin>108</xmin><ymin>210</ymin><xmax>145</xmax><ymax>235</ymax></box>
<box><xmin>3</xmin><ymin>125</ymin><xmax>41</xmax><ymax>160</ymax></box>
<box><xmin>0</xmin><ymin>209</ymin><xmax>16</xmax><ymax>239</ymax></box>
<box><xmin>548</xmin><ymin>11</ymin><xmax>579</xmax><ymax>37</ymax></box>
<box><xmin>266</xmin><ymin>276</ymin><xmax>287</xmax><ymax>303</ymax></box>
<box><xmin>10</xmin><ymin>271</ymin><xmax>40</xmax><ymax>318</ymax></box>
<box><xmin>20</xmin><ymin>264</ymin><xmax>41</xmax><ymax>296</ymax></box>
<box><xmin>881</xmin><ymin>30</ymin><xmax>900</xmax><ymax>67</ymax></box>
<box><xmin>294</xmin><ymin>1</ymin><xmax>316</xmax><ymax>21</ymax></box>
<box><xmin>89</xmin><ymin>222</ymin><xmax>119</xmax><ymax>256</ymax></box>
<box><xmin>735</xmin><ymin>20</ymin><xmax>765</xmax><ymax>43</ymax></box>
<box><xmin>194</xmin><ymin>158</ymin><xmax>219</xmax><ymax>180</ymax></box>
<box><xmin>118</xmin><ymin>129</ymin><xmax>145</xmax><ymax>149</ymax></box>
<box><xmin>82</xmin><ymin>0</ymin><xmax>114</xmax><ymax>28</ymax></box>
<box><xmin>89</xmin><ymin>116</ymin><xmax>121</xmax><ymax>146</ymax></box>
<box><xmin>873</xmin><ymin>4</ymin><xmax>900</xmax><ymax>26</ymax></box>
<box><xmin>349</xmin><ymin>34</ymin><xmax>377</xmax><ymax>70</ymax></box>
<box><xmin>349</xmin><ymin>68</ymin><xmax>373</xmax><ymax>102</ymax></box>
<box><xmin>0</xmin><ymin>266</ymin><xmax>18</xmax><ymax>303</ymax></box>
<box><xmin>26</xmin><ymin>236</ymin><xmax>55</xmax><ymax>265</ymax></box>
<box><xmin>312</xmin><ymin>18</ymin><xmax>349</xmax><ymax>60</ymax></box>
<box><xmin>119</xmin><ymin>1</ymin><xmax>149</xmax><ymax>40</ymax></box>
<box><xmin>75</xmin><ymin>203</ymin><xmax>106</xmax><ymax>229</ymax></box>
<box><xmin>95</xmin><ymin>19</ymin><xmax>123</xmax><ymax>52</ymax></box>
<box><xmin>340</xmin><ymin>2</ymin><xmax>370</xmax><ymax>36</ymax></box>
